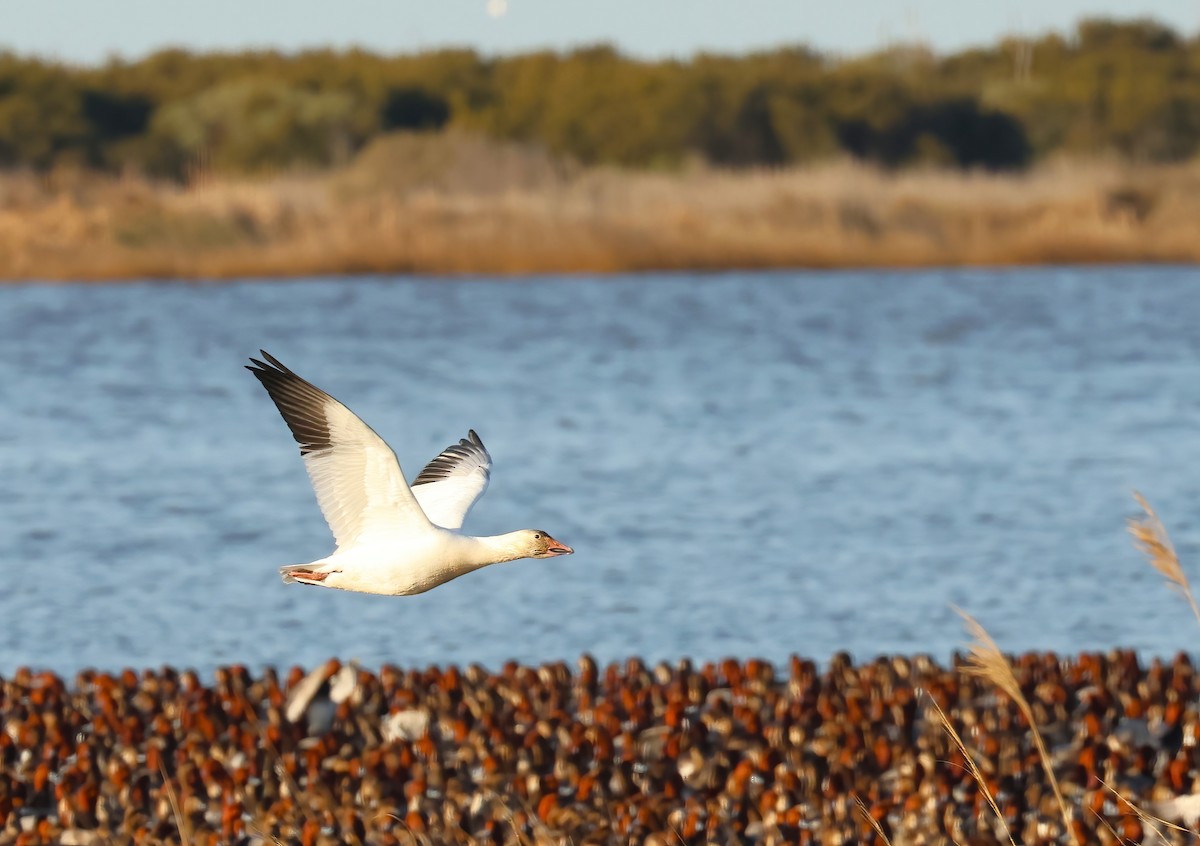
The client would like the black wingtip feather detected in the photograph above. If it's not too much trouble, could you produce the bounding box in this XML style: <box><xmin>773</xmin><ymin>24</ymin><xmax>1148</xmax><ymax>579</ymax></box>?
<box><xmin>259</xmin><ymin>349</ymin><xmax>292</xmax><ymax>372</ymax></box>
<box><xmin>247</xmin><ymin>352</ymin><xmax>334</xmax><ymax>456</ymax></box>
<box><xmin>412</xmin><ymin>430</ymin><xmax>490</xmax><ymax>487</ymax></box>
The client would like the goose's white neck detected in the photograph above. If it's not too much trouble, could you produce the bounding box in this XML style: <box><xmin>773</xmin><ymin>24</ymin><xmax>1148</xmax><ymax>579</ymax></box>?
<box><xmin>457</xmin><ymin>531</ymin><xmax>534</xmax><ymax>569</ymax></box>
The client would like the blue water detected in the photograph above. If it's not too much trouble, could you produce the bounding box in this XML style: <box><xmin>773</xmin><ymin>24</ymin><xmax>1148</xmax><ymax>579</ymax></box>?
<box><xmin>2</xmin><ymin>268</ymin><xmax>1199</xmax><ymax>675</ymax></box>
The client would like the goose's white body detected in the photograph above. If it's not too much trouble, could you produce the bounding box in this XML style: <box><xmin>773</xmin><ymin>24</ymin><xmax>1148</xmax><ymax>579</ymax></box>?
<box><xmin>295</xmin><ymin>530</ymin><xmax>543</xmax><ymax>595</ymax></box>
<box><xmin>247</xmin><ymin>351</ymin><xmax>572</xmax><ymax>596</ymax></box>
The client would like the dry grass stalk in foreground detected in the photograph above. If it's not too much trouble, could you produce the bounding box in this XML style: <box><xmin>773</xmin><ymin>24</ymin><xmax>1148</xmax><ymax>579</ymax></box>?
<box><xmin>158</xmin><ymin>761</ymin><xmax>192</xmax><ymax>846</ymax></box>
<box><xmin>1111</xmin><ymin>492</ymin><xmax>1200</xmax><ymax>841</ymax></box>
<box><xmin>955</xmin><ymin>608</ymin><xmax>1081</xmax><ymax>846</ymax></box>
<box><xmin>1097</xmin><ymin>777</ymin><xmax>1192</xmax><ymax>846</ymax></box>
<box><xmin>853</xmin><ymin>795</ymin><xmax>894</xmax><ymax>846</ymax></box>
<box><xmin>4</xmin><ymin>135</ymin><xmax>1200</xmax><ymax>280</ymax></box>
<box><xmin>924</xmin><ymin>694</ymin><xmax>1018</xmax><ymax>846</ymax></box>
<box><xmin>1128</xmin><ymin>491</ymin><xmax>1200</xmax><ymax>627</ymax></box>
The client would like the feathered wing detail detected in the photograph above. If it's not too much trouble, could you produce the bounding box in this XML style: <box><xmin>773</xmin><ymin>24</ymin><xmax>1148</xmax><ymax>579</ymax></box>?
<box><xmin>411</xmin><ymin>429</ymin><xmax>492</xmax><ymax>530</ymax></box>
<box><xmin>246</xmin><ymin>351</ymin><xmax>434</xmax><ymax>548</ymax></box>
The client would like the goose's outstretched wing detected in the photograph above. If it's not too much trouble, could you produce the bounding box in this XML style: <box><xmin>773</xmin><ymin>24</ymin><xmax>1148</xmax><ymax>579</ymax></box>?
<box><xmin>247</xmin><ymin>351</ymin><xmax>433</xmax><ymax>548</ymax></box>
<box><xmin>411</xmin><ymin>430</ymin><xmax>492</xmax><ymax>530</ymax></box>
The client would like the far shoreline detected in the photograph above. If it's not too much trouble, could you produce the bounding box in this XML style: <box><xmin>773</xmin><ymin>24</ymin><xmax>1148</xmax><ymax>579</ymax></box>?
<box><xmin>3</xmin><ymin>143</ymin><xmax>1199</xmax><ymax>283</ymax></box>
<box><xmin>3</xmin><ymin>256</ymin><xmax>1200</xmax><ymax>286</ymax></box>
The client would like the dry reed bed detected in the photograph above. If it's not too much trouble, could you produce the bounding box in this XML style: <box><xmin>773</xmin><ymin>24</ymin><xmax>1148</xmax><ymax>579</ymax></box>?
<box><xmin>1</xmin><ymin>137</ymin><xmax>1199</xmax><ymax>280</ymax></box>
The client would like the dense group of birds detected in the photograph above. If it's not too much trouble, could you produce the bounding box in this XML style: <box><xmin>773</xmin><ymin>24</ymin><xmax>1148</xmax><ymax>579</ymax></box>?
<box><xmin>2</xmin><ymin>649</ymin><xmax>1199</xmax><ymax>845</ymax></box>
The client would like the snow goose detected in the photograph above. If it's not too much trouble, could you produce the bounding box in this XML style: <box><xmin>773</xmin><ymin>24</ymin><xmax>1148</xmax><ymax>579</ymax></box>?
<box><xmin>246</xmin><ymin>351</ymin><xmax>573</xmax><ymax>596</ymax></box>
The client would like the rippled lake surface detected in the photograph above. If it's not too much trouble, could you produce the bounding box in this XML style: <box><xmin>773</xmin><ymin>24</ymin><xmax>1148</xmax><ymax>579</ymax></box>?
<box><xmin>2</xmin><ymin>268</ymin><xmax>1200</xmax><ymax>675</ymax></box>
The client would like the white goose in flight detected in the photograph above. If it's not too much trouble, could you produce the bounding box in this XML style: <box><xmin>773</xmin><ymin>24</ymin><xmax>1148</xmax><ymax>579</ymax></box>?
<box><xmin>247</xmin><ymin>351</ymin><xmax>573</xmax><ymax>596</ymax></box>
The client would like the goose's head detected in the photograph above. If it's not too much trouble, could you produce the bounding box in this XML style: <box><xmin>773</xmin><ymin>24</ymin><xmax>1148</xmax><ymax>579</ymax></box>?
<box><xmin>521</xmin><ymin>529</ymin><xmax>574</xmax><ymax>558</ymax></box>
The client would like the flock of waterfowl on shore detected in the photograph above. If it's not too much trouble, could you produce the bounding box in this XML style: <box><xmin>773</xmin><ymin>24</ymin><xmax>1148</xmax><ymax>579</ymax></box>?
<box><xmin>2</xmin><ymin>650</ymin><xmax>1200</xmax><ymax>845</ymax></box>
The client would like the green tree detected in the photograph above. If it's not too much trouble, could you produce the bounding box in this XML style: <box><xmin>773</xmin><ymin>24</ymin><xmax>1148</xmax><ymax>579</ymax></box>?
<box><xmin>0</xmin><ymin>55</ymin><xmax>91</xmax><ymax>168</ymax></box>
<box><xmin>146</xmin><ymin>78</ymin><xmax>374</xmax><ymax>175</ymax></box>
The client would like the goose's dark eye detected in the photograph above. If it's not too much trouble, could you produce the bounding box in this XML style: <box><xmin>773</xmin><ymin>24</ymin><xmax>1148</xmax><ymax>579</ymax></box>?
<box><xmin>534</xmin><ymin>533</ymin><xmax>542</xmax><ymax>539</ymax></box>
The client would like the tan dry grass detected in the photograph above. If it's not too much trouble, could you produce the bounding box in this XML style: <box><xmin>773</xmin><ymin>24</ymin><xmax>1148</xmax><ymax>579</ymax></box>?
<box><xmin>158</xmin><ymin>761</ymin><xmax>192</xmax><ymax>846</ymax></box>
<box><xmin>955</xmin><ymin>608</ymin><xmax>1082</xmax><ymax>846</ymax></box>
<box><xmin>853</xmin><ymin>795</ymin><xmax>894</xmax><ymax>846</ymax></box>
<box><xmin>924</xmin><ymin>694</ymin><xmax>1018</xmax><ymax>846</ymax></box>
<box><xmin>2</xmin><ymin>135</ymin><xmax>1200</xmax><ymax>281</ymax></box>
<box><xmin>1128</xmin><ymin>491</ymin><xmax>1200</xmax><ymax>627</ymax></box>
<box><xmin>1097</xmin><ymin>777</ymin><xmax>1192</xmax><ymax>846</ymax></box>
<box><xmin>1118</xmin><ymin>490</ymin><xmax>1200</xmax><ymax>840</ymax></box>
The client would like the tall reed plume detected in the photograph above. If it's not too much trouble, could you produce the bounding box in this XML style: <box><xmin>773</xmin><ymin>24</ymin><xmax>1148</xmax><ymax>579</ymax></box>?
<box><xmin>1121</xmin><ymin>490</ymin><xmax>1200</xmax><ymax>836</ymax></box>
<box><xmin>853</xmin><ymin>795</ymin><xmax>894</xmax><ymax>846</ymax></box>
<box><xmin>1128</xmin><ymin>490</ymin><xmax>1200</xmax><ymax>626</ymax></box>
<box><xmin>924</xmin><ymin>693</ymin><xmax>1018</xmax><ymax>846</ymax></box>
<box><xmin>955</xmin><ymin>608</ymin><xmax>1081</xmax><ymax>846</ymax></box>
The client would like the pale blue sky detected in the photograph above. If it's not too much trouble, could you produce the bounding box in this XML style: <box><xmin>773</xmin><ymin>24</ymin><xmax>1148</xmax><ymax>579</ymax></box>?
<box><xmin>2</xmin><ymin>0</ymin><xmax>1197</xmax><ymax>64</ymax></box>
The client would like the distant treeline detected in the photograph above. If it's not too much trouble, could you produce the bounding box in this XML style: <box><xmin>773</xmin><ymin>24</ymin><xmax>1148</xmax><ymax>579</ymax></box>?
<box><xmin>1</xmin><ymin>17</ymin><xmax>1198</xmax><ymax>177</ymax></box>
